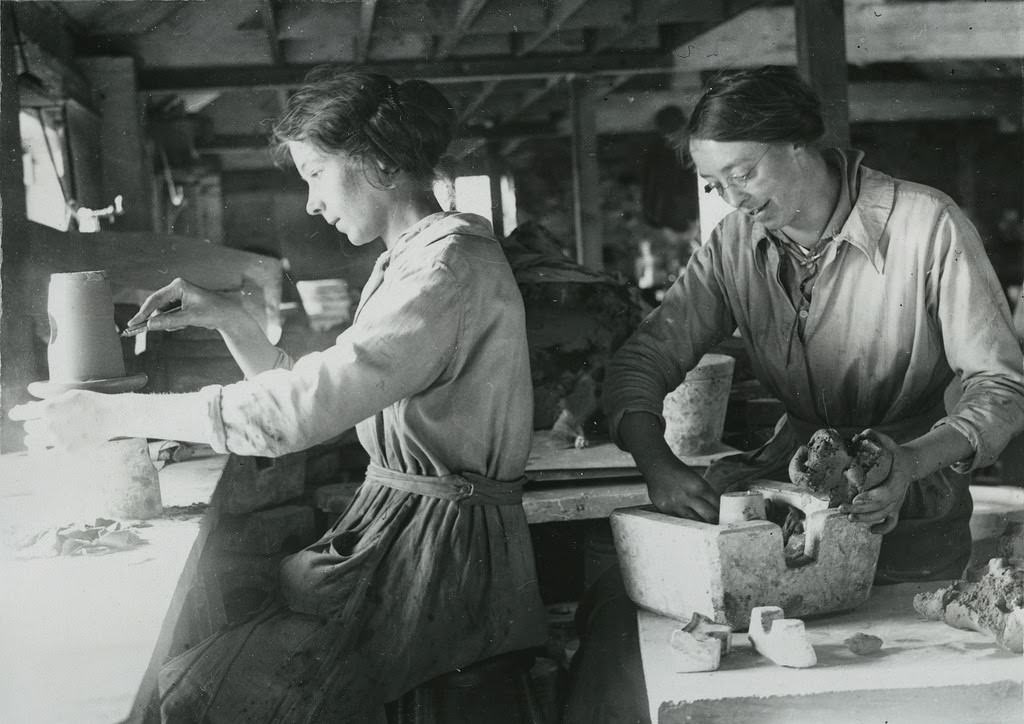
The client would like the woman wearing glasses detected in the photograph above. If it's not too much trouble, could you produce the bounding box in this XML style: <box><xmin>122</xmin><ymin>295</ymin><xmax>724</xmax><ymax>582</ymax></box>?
<box><xmin>564</xmin><ymin>66</ymin><xmax>1024</xmax><ymax>723</ymax></box>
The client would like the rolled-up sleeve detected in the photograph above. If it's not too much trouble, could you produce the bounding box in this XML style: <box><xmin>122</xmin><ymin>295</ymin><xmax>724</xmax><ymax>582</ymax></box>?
<box><xmin>931</xmin><ymin>204</ymin><xmax>1024</xmax><ymax>470</ymax></box>
<box><xmin>206</xmin><ymin>260</ymin><xmax>462</xmax><ymax>457</ymax></box>
<box><xmin>603</xmin><ymin>237</ymin><xmax>735</xmax><ymax>447</ymax></box>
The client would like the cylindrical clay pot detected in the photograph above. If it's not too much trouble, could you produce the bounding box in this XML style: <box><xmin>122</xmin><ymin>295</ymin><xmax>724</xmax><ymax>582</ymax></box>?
<box><xmin>38</xmin><ymin>270</ymin><xmax>163</xmax><ymax>520</ymax></box>
<box><xmin>47</xmin><ymin>270</ymin><xmax>125</xmax><ymax>382</ymax></box>
<box><xmin>662</xmin><ymin>353</ymin><xmax>735</xmax><ymax>456</ymax></box>
<box><xmin>718</xmin><ymin>490</ymin><xmax>767</xmax><ymax>525</ymax></box>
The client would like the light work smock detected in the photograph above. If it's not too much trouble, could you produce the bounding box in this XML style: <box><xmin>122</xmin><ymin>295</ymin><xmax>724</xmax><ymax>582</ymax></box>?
<box><xmin>160</xmin><ymin>212</ymin><xmax>546</xmax><ymax>722</ymax></box>
<box><xmin>604</xmin><ymin>149</ymin><xmax>1024</xmax><ymax>582</ymax></box>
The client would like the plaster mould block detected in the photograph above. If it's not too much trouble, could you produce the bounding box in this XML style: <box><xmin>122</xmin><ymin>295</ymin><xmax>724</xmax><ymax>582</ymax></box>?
<box><xmin>668</xmin><ymin>629</ymin><xmax>721</xmax><ymax>673</ymax></box>
<box><xmin>611</xmin><ymin>481</ymin><xmax>882</xmax><ymax>630</ymax></box>
<box><xmin>747</xmin><ymin>606</ymin><xmax>817</xmax><ymax>668</ymax></box>
<box><xmin>667</xmin><ymin>611</ymin><xmax>733</xmax><ymax>673</ymax></box>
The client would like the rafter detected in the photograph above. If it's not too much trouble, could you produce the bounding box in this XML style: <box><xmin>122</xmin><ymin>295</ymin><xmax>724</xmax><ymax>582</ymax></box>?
<box><xmin>674</xmin><ymin>2</ymin><xmax>1024</xmax><ymax>72</ymax></box>
<box><xmin>260</xmin><ymin>0</ymin><xmax>283</xmax><ymax>65</ymax></box>
<box><xmin>505</xmin><ymin>77</ymin><xmax>562</xmax><ymax>123</ymax></box>
<box><xmin>137</xmin><ymin>50</ymin><xmax>673</xmax><ymax>92</ymax></box>
<box><xmin>517</xmin><ymin>0</ymin><xmax>592</xmax><ymax>56</ymax></box>
<box><xmin>356</xmin><ymin>0</ymin><xmax>379</xmax><ymax>63</ymax></box>
<box><xmin>434</xmin><ymin>0</ymin><xmax>492</xmax><ymax>60</ymax></box>
<box><xmin>457</xmin><ymin>80</ymin><xmax>502</xmax><ymax>124</ymax></box>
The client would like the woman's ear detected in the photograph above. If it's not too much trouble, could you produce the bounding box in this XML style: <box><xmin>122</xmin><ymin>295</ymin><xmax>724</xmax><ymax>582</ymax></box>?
<box><xmin>375</xmin><ymin>158</ymin><xmax>398</xmax><ymax>176</ymax></box>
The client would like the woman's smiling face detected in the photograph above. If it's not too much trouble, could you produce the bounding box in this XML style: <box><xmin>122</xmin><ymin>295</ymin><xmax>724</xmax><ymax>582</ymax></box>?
<box><xmin>288</xmin><ymin>139</ymin><xmax>388</xmax><ymax>246</ymax></box>
<box><xmin>689</xmin><ymin>138</ymin><xmax>809</xmax><ymax>231</ymax></box>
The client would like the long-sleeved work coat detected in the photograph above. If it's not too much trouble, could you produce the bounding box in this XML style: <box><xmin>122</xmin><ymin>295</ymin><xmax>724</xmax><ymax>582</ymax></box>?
<box><xmin>604</xmin><ymin>149</ymin><xmax>1024</xmax><ymax>582</ymax></box>
<box><xmin>160</xmin><ymin>212</ymin><xmax>547</xmax><ymax>722</ymax></box>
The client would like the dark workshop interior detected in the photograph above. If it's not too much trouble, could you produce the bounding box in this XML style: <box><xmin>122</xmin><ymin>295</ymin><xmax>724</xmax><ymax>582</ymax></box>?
<box><xmin>0</xmin><ymin>1</ymin><xmax>1022</xmax><ymax>722</ymax></box>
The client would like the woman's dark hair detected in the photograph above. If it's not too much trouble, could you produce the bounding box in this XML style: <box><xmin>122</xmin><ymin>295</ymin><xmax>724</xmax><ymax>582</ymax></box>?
<box><xmin>685</xmin><ymin>66</ymin><xmax>825</xmax><ymax>146</ymax></box>
<box><xmin>272</xmin><ymin>67</ymin><xmax>455</xmax><ymax>183</ymax></box>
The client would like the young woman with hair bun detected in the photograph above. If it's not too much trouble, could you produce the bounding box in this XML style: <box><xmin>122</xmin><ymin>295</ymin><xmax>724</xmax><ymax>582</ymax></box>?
<box><xmin>13</xmin><ymin>67</ymin><xmax>546</xmax><ymax>722</ymax></box>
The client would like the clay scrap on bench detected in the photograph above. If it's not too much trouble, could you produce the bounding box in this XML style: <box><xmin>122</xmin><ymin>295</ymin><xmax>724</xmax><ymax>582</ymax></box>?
<box><xmin>748</xmin><ymin>606</ymin><xmax>817</xmax><ymax>668</ymax></box>
<box><xmin>913</xmin><ymin>557</ymin><xmax>1024</xmax><ymax>653</ymax></box>
<box><xmin>844</xmin><ymin>632</ymin><xmax>883</xmax><ymax>655</ymax></box>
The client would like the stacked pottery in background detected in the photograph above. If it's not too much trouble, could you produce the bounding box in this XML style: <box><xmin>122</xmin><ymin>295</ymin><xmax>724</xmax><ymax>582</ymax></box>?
<box><xmin>28</xmin><ymin>270</ymin><xmax>163</xmax><ymax>520</ymax></box>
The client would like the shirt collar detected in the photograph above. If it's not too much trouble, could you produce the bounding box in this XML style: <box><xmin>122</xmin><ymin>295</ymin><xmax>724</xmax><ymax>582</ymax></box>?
<box><xmin>388</xmin><ymin>211</ymin><xmax>495</xmax><ymax>262</ymax></box>
<box><xmin>753</xmin><ymin>148</ymin><xmax>895</xmax><ymax>274</ymax></box>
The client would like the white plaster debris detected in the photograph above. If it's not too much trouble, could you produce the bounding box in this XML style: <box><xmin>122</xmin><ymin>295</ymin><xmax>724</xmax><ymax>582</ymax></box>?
<box><xmin>747</xmin><ymin>605</ymin><xmax>817</xmax><ymax>668</ymax></box>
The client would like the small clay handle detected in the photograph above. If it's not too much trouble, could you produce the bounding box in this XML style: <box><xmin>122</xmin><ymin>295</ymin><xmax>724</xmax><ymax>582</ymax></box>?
<box><xmin>788</xmin><ymin>445</ymin><xmax>813</xmax><ymax>488</ymax></box>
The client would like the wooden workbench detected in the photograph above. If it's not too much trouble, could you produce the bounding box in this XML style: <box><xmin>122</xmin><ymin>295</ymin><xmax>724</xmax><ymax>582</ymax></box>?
<box><xmin>522</xmin><ymin>431</ymin><xmax>737</xmax><ymax>524</ymax></box>
<box><xmin>638</xmin><ymin>581</ymin><xmax>1024</xmax><ymax>723</ymax></box>
<box><xmin>0</xmin><ymin>451</ymin><xmax>229</xmax><ymax>724</ymax></box>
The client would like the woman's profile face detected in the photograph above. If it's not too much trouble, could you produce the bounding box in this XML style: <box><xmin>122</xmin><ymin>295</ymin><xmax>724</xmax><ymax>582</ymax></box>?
<box><xmin>288</xmin><ymin>140</ymin><xmax>388</xmax><ymax>246</ymax></box>
<box><xmin>689</xmin><ymin>138</ymin><xmax>808</xmax><ymax>232</ymax></box>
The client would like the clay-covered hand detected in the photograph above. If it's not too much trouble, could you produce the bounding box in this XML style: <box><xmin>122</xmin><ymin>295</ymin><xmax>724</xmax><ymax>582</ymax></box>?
<box><xmin>9</xmin><ymin>390</ymin><xmax>116</xmax><ymax>451</ymax></box>
<box><xmin>125</xmin><ymin>277</ymin><xmax>242</xmax><ymax>334</ymax></box>
<box><xmin>839</xmin><ymin>429</ymin><xmax>912</xmax><ymax>535</ymax></box>
<box><xmin>646</xmin><ymin>462</ymin><xmax>720</xmax><ymax>523</ymax></box>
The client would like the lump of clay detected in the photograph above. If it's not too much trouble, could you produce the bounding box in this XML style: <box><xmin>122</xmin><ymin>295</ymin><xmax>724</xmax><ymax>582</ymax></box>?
<box><xmin>789</xmin><ymin>428</ymin><xmax>850</xmax><ymax>504</ymax></box>
<box><xmin>844</xmin><ymin>436</ymin><xmax>893</xmax><ymax>492</ymax></box>
<box><xmin>913</xmin><ymin>557</ymin><xmax>1024</xmax><ymax>653</ymax></box>
<box><xmin>844</xmin><ymin>632</ymin><xmax>883</xmax><ymax>655</ymax></box>
<box><xmin>789</xmin><ymin>429</ymin><xmax>893</xmax><ymax>507</ymax></box>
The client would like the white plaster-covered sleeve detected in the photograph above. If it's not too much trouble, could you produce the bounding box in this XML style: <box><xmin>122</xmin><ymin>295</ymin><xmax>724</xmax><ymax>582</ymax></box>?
<box><xmin>931</xmin><ymin>204</ymin><xmax>1024</xmax><ymax>470</ymax></box>
<box><xmin>206</xmin><ymin>260</ymin><xmax>462</xmax><ymax>457</ymax></box>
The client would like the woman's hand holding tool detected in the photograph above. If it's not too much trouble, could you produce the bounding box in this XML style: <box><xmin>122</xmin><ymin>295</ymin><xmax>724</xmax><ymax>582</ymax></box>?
<box><xmin>121</xmin><ymin>278</ymin><xmax>242</xmax><ymax>337</ymax></box>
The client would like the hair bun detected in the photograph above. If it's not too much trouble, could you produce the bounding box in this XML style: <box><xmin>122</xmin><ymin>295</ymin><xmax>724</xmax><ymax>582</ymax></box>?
<box><xmin>272</xmin><ymin>67</ymin><xmax>456</xmax><ymax>181</ymax></box>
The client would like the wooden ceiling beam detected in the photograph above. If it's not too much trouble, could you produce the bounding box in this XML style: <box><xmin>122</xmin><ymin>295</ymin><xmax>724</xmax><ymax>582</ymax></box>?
<box><xmin>673</xmin><ymin>2</ymin><xmax>1024</xmax><ymax>72</ymax></box>
<box><xmin>260</xmin><ymin>0</ymin><xmax>283</xmax><ymax>65</ymax></box>
<box><xmin>356</xmin><ymin>0</ymin><xmax>379</xmax><ymax>64</ymax></box>
<box><xmin>457</xmin><ymin>80</ymin><xmax>502</xmax><ymax>124</ymax></box>
<box><xmin>517</xmin><ymin>0</ymin><xmax>593</xmax><ymax>56</ymax></box>
<box><xmin>197</xmin><ymin>121</ymin><xmax>560</xmax><ymax>155</ymax></box>
<box><xmin>595</xmin><ymin>79</ymin><xmax>1022</xmax><ymax>134</ymax></box>
<box><xmin>198</xmin><ymin>74</ymin><xmax>1019</xmax><ymax>166</ymax></box>
<box><xmin>434</xmin><ymin>0</ymin><xmax>493</xmax><ymax>60</ymax></box>
<box><xmin>505</xmin><ymin>78</ymin><xmax>563</xmax><ymax>123</ymax></box>
<box><xmin>137</xmin><ymin>50</ymin><xmax>673</xmax><ymax>92</ymax></box>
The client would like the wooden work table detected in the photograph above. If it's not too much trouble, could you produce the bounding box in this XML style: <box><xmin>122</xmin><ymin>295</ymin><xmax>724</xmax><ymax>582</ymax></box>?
<box><xmin>522</xmin><ymin>432</ymin><xmax>737</xmax><ymax>524</ymax></box>
<box><xmin>639</xmin><ymin>582</ymin><xmax>1024</xmax><ymax>723</ymax></box>
<box><xmin>0</xmin><ymin>450</ymin><xmax>230</xmax><ymax>724</ymax></box>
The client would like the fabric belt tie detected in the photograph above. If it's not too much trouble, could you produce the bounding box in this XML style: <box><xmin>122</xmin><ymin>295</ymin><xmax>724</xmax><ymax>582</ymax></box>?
<box><xmin>364</xmin><ymin>462</ymin><xmax>526</xmax><ymax>506</ymax></box>
<box><xmin>786</xmin><ymin>400</ymin><xmax>946</xmax><ymax>445</ymax></box>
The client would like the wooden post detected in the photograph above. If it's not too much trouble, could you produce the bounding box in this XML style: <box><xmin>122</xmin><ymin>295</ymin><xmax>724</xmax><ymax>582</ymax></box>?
<box><xmin>0</xmin><ymin>7</ymin><xmax>40</xmax><ymax>451</ymax></box>
<box><xmin>568</xmin><ymin>75</ymin><xmax>603</xmax><ymax>270</ymax></box>
<box><xmin>486</xmin><ymin>140</ymin><xmax>504</xmax><ymax>239</ymax></box>
<box><xmin>794</xmin><ymin>0</ymin><xmax>850</xmax><ymax>148</ymax></box>
<box><xmin>955</xmin><ymin>121</ymin><xmax>978</xmax><ymax>216</ymax></box>
<box><xmin>79</xmin><ymin>57</ymin><xmax>154</xmax><ymax>232</ymax></box>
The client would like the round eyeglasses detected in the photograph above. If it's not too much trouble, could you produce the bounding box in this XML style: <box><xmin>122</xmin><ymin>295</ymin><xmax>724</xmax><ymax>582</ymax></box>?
<box><xmin>702</xmin><ymin>145</ymin><xmax>771</xmax><ymax>196</ymax></box>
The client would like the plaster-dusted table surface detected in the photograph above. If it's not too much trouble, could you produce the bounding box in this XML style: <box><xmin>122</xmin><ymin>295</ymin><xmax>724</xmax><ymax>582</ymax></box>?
<box><xmin>0</xmin><ymin>450</ymin><xmax>229</xmax><ymax>724</ymax></box>
<box><xmin>638</xmin><ymin>582</ymin><xmax>1024</xmax><ymax>723</ymax></box>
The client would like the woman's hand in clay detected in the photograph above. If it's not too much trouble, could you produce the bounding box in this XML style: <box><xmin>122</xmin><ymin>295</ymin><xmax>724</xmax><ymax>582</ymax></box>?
<box><xmin>126</xmin><ymin>278</ymin><xmax>243</xmax><ymax>334</ymax></box>
<box><xmin>646</xmin><ymin>464</ymin><xmax>720</xmax><ymax>523</ymax></box>
<box><xmin>9</xmin><ymin>390</ymin><xmax>116</xmax><ymax>452</ymax></box>
<box><xmin>839</xmin><ymin>429</ymin><xmax>913</xmax><ymax>535</ymax></box>
<box><xmin>618</xmin><ymin>410</ymin><xmax>720</xmax><ymax>522</ymax></box>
